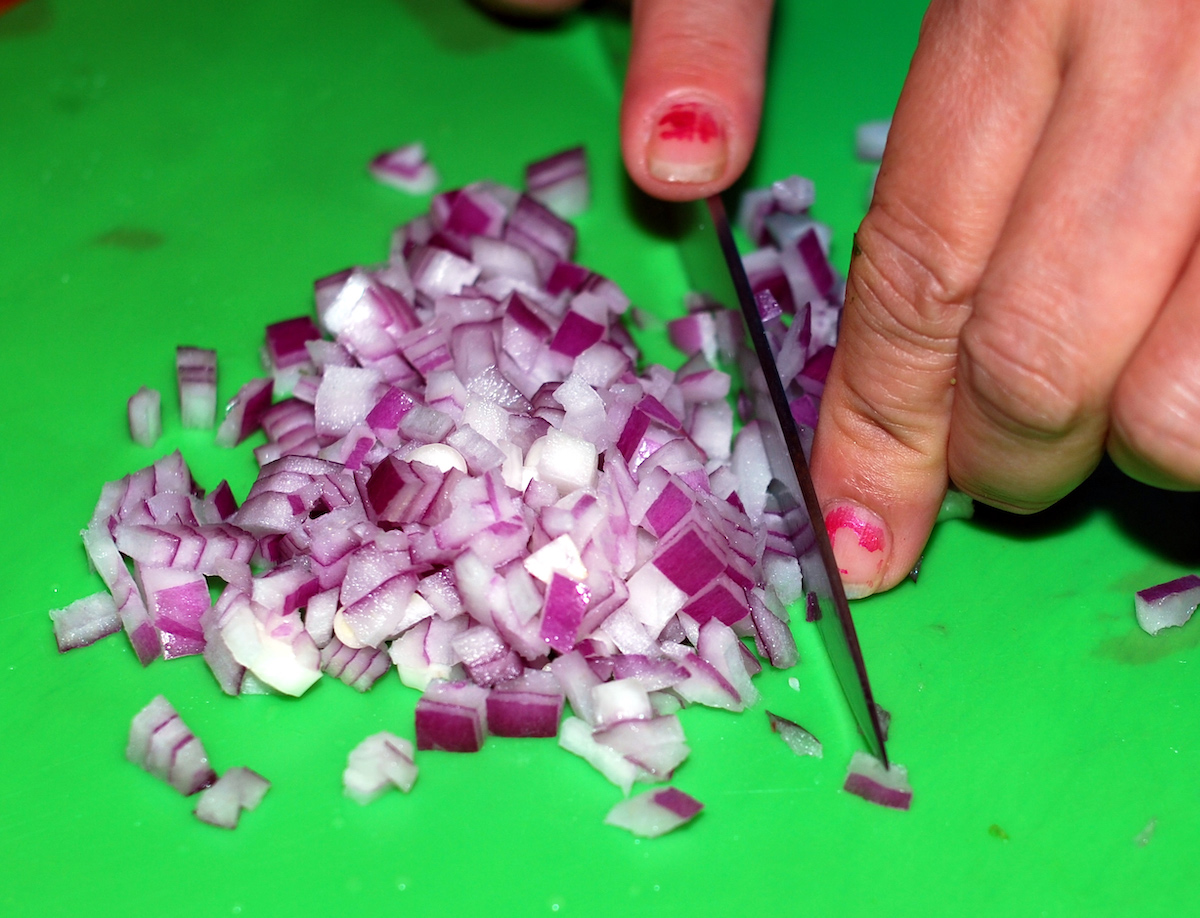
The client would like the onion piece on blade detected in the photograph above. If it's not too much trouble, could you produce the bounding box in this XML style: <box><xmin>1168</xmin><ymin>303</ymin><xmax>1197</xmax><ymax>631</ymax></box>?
<box><xmin>1134</xmin><ymin>574</ymin><xmax>1200</xmax><ymax>635</ymax></box>
<box><xmin>843</xmin><ymin>750</ymin><xmax>912</xmax><ymax>810</ymax></box>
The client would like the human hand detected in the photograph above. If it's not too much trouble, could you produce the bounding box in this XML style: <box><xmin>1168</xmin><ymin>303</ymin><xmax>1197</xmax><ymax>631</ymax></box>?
<box><xmin>476</xmin><ymin>0</ymin><xmax>774</xmax><ymax>201</ymax></box>
<box><xmin>812</xmin><ymin>0</ymin><xmax>1200</xmax><ymax>597</ymax></box>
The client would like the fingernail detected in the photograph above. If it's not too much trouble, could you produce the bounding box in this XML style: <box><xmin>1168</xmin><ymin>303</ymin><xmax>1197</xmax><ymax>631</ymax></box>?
<box><xmin>824</xmin><ymin>500</ymin><xmax>890</xmax><ymax>599</ymax></box>
<box><xmin>646</xmin><ymin>102</ymin><xmax>728</xmax><ymax>185</ymax></box>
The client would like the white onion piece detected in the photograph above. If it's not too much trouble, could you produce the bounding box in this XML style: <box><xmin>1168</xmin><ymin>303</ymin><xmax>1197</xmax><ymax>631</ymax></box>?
<box><xmin>176</xmin><ymin>346</ymin><xmax>218</xmax><ymax>429</ymax></box>
<box><xmin>591</xmin><ymin>678</ymin><xmax>654</xmax><ymax>727</ymax></box>
<box><xmin>212</xmin><ymin>591</ymin><xmax>321</xmax><ymax>697</ymax></box>
<box><xmin>127</xmin><ymin>386</ymin><xmax>162</xmax><ymax>448</ymax></box>
<box><xmin>408</xmin><ymin>442</ymin><xmax>468</xmax><ymax>474</ymax></box>
<box><xmin>194</xmin><ymin>767</ymin><xmax>270</xmax><ymax>829</ymax></box>
<box><xmin>525</xmin><ymin>146</ymin><xmax>589</xmax><ymax>218</ymax></box>
<box><xmin>343</xmin><ymin>732</ymin><xmax>419</xmax><ymax>803</ymax></box>
<box><xmin>593</xmin><ymin>714</ymin><xmax>689</xmax><ymax>779</ymax></box>
<box><xmin>49</xmin><ymin>591</ymin><xmax>121</xmax><ymax>652</ymax></box>
<box><xmin>855</xmin><ymin>119</ymin><xmax>891</xmax><ymax>161</ymax></box>
<box><xmin>558</xmin><ymin>716</ymin><xmax>642</xmax><ymax>794</ymax></box>
<box><xmin>604</xmin><ymin>787</ymin><xmax>703</xmax><ymax>838</ymax></box>
<box><xmin>524</xmin><ymin>533</ymin><xmax>587</xmax><ymax>585</ymax></box>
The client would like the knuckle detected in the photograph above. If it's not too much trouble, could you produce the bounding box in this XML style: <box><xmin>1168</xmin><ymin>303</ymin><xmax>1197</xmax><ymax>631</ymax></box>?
<box><xmin>850</xmin><ymin>197</ymin><xmax>975</xmax><ymax>345</ymax></box>
<box><xmin>1111</xmin><ymin>373</ymin><xmax>1200</xmax><ymax>484</ymax></box>
<box><xmin>957</xmin><ymin>305</ymin><xmax>1093</xmax><ymax>439</ymax></box>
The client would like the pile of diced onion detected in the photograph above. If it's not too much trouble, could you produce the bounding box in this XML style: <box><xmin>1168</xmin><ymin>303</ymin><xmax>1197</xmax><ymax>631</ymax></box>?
<box><xmin>50</xmin><ymin>143</ymin><xmax>912</xmax><ymax>832</ymax></box>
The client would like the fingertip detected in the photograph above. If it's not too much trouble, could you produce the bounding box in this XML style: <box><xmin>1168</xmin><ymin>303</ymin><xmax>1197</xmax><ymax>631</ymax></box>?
<box><xmin>619</xmin><ymin>0</ymin><xmax>772</xmax><ymax>201</ymax></box>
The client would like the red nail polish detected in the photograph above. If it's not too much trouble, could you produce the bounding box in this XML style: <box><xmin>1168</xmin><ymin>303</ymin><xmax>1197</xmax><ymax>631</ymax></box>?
<box><xmin>646</xmin><ymin>102</ymin><xmax>727</xmax><ymax>184</ymax></box>
<box><xmin>825</xmin><ymin>503</ymin><xmax>886</xmax><ymax>552</ymax></box>
<box><xmin>655</xmin><ymin>103</ymin><xmax>723</xmax><ymax>144</ymax></box>
<box><xmin>824</xmin><ymin>501</ymin><xmax>889</xmax><ymax>599</ymax></box>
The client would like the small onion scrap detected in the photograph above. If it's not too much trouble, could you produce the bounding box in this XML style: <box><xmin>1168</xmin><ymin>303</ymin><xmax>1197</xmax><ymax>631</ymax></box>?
<box><xmin>369</xmin><ymin>142</ymin><xmax>439</xmax><ymax>195</ymax></box>
<box><xmin>1134</xmin><ymin>574</ymin><xmax>1200</xmax><ymax>636</ymax></box>
<box><xmin>343</xmin><ymin>732</ymin><xmax>419</xmax><ymax>803</ymax></box>
<box><xmin>604</xmin><ymin>786</ymin><xmax>704</xmax><ymax>838</ymax></box>
<box><xmin>766</xmin><ymin>710</ymin><xmax>822</xmax><ymax>758</ymax></box>
<box><xmin>194</xmin><ymin>767</ymin><xmax>271</xmax><ymax>829</ymax></box>
<box><xmin>843</xmin><ymin>750</ymin><xmax>912</xmax><ymax>811</ymax></box>
<box><xmin>127</xmin><ymin>386</ymin><xmax>162</xmax><ymax>448</ymax></box>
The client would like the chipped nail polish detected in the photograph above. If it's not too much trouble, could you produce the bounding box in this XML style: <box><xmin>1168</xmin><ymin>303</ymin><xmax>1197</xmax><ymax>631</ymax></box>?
<box><xmin>824</xmin><ymin>500</ymin><xmax>889</xmax><ymax>599</ymax></box>
<box><xmin>646</xmin><ymin>102</ymin><xmax>728</xmax><ymax>185</ymax></box>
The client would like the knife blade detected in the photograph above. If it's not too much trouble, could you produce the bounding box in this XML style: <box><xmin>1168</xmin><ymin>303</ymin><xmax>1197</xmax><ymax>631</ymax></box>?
<box><xmin>679</xmin><ymin>194</ymin><xmax>889</xmax><ymax>766</ymax></box>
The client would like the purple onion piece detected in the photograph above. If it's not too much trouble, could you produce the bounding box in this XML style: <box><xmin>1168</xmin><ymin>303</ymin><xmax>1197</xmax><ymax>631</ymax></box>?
<box><xmin>843</xmin><ymin>750</ymin><xmax>912</xmax><ymax>810</ymax></box>
<box><xmin>604</xmin><ymin>786</ymin><xmax>704</xmax><ymax>838</ymax></box>
<box><xmin>1135</xmin><ymin>574</ymin><xmax>1200</xmax><ymax>635</ymax></box>
<box><xmin>176</xmin><ymin>346</ymin><xmax>218</xmax><ymax>430</ymax></box>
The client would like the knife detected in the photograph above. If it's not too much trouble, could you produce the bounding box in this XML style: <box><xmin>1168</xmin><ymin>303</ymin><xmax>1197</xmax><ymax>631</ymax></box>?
<box><xmin>679</xmin><ymin>194</ymin><xmax>889</xmax><ymax>766</ymax></box>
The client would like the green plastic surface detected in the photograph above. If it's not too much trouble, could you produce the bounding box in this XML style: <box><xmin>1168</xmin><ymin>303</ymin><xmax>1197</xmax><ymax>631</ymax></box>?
<box><xmin>3</xmin><ymin>1</ymin><xmax>1198</xmax><ymax>915</ymax></box>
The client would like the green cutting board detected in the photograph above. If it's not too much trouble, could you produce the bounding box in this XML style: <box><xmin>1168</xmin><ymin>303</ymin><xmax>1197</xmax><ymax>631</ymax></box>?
<box><xmin>3</xmin><ymin>1</ymin><xmax>1197</xmax><ymax>915</ymax></box>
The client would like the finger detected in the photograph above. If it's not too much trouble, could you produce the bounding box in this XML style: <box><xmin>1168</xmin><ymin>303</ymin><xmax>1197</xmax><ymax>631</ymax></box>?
<box><xmin>473</xmin><ymin>0</ymin><xmax>585</xmax><ymax>17</ymax></box>
<box><xmin>948</xmin><ymin>4</ymin><xmax>1200</xmax><ymax>510</ymax></box>
<box><xmin>1109</xmin><ymin>238</ymin><xmax>1200</xmax><ymax>490</ymax></box>
<box><xmin>811</xmin><ymin>0</ymin><xmax>1064</xmax><ymax>597</ymax></box>
<box><xmin>619</xmin><ymin>0</ymin><xmax>773</xmax><ymax>201</ymax></box>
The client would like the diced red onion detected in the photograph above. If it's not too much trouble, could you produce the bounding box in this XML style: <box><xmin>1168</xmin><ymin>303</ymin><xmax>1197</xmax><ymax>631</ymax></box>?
<box><xmin>216</xmin><ymin>378</ymin><xmax>274</xmax><ymax>447</ymax></box>
<box><xmin>176</xmin><ymin>346</ymin><xmax>218</xmax><ymax>429</ymax></box>
<box><xmin>369</xmin><ymin>142</ymin><xmax>438</xmax><ymax>195</ymax></box>
<box><xmin>126</xmin><ymin>695</ymin><xmax>216</xmax><ymax>795</ymax></box>
<box><xmin>415</xmin><ymin>680</ymin><xmax>488</xmax><ymax>752</ymax></box>
<box><xmin>1135</xmin><ymin>574</ymin><xmax>1200</xmax><ymax>635</ymax></box>
<box><xmin>843</xmin><ymin>750</ymin><xmax>912</xmax><ymax>810</ymax></box>
<box><xmin>525</xmin><ymin>146</ymin><xmax>589</xmax><ymax>218</ymax></box>
<box><xmin>127</xmin><ymin>386</ymin><xmax>162</xmax><ymax>448</ymax></box>
<box><xmin>486</xmin><ymin>671</ymin><xmax>565</xmax><ymax>738</ymax></box>
<box><xmin>855</xmin><ymin>119</ymin><xmax>891</xmax><ymax>161</ymax></box>
<box><xmin>49</xmin><ymin>591</ymin><xmax>121</xmax><ymax>651</ymax></box>
<box><xmin>343</xmin><ymin>732</ymin><xmax>419</xmax><ymax>802</ymax></box>
<box><xmin>604</xmin><ymin>786</ymin><xmax>703</xmax><ymax>838</ymax></box>
<box><xmin>194</xmin><ymin>767</ymin><xmax>270</xmax><ymax>829</ymax></box>
<box><xmin>558</xmin><ymin>716</ymin><xmax>642</xmax><ymax>794</ymax></box>
<box><xmin>766</xmin><ymin>710</ymin><xmax>822</xmax><ymax>758</ymax></box>
<box><xmin>54</xmin><ymin>161</ymin><xmax>863</xmax><ymax>830</ymax></box>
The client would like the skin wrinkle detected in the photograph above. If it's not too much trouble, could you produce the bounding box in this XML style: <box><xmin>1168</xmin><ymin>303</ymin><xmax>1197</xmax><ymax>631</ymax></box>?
<box><xmin>958</xmin><ymin>279</ymin><xmax>1097</xmax><ymax>440</ymax></box>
